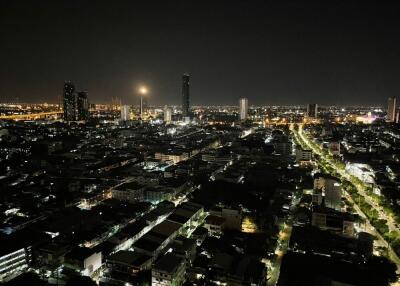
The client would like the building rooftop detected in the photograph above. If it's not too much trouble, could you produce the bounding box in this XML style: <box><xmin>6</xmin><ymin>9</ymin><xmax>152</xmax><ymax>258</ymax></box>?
<box><xmin>107</xmin><ymin>250</ymin><xmax>151</xmax><ymax>267</ymax></box>
<box><xmin>65</xmin><ymin>247</ymin><xmax>98</xmax><ymax>261</ymax></box>
<box><xmin>151</xmin><ymin>220</ymin><xmax>182</xmax><ymax>237</ymax></box>
<box><xmin>133</xmin><ymin>237</ymin><xmax>161</xmax><ymax>253</ymax></box>
<box><xmin>205</xmin><ymin>215</ymin><xmax>226</xmax><ymax>226</ymax></box>
<box><xmin>153</xmin><ymin>253</ymin><xmax>184</xmax><ymax>274</ymax></box>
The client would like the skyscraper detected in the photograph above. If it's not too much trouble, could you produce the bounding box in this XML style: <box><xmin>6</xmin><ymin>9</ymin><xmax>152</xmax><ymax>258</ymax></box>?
<box><xmin>307</xmin><ymin>103</ymin><xmax>318</xmax><ymax>118</ymax></box>
<box><xmin>388</xmin><ymin>97</ymin><xmax>396</xmax><ymax>122</ymax></box>
<box><xmin>164</xmin><ymin>105</ymin><xmax>172</xmax><ymax>124</ymax></box>
<box><xmin>76</xmin><ymin>91</ymin><xmax>89</xmax><ymax>121</ymax></box>
<box><xmin>120</xmin><ymin>105</ymin><xmax>130</xmax><ymax>121</ymax></box>
<box><xmin>63</xmin><ymin>82</ymin><xmax>76</xmax><ymax>121</ymax></box>
<box><xmin>182</xmin><ymin>73</ymin><xmax>190</xmax><ymax>118</ymax></box>
<box><xmin>239</xmin><ymin>98</ymin><xmax>248</xmax><ymax>120</ymax></box>
<box><xmin>63</xmin><ymin>82</ymin><xmax>90</xmax><ymax>121</ymax></box>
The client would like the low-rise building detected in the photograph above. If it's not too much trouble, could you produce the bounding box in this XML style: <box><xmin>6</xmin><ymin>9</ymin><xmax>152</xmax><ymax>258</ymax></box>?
<box><xmin>311</xmin><ymin>206</ymin><xmax>355</xmax><ymax>237</ymax></box>
<box><xmin>133</xmin><ymin>220</ymin><xmax>182</xmax><ymax>259</ymax></box>
<box><xmin>210</xmin><ymin>207</ymin><xmax>242</xmax><ymax>231</ymax></box>
<box><xmin>295</xmin><ymin>147</ymin><xmax>313</xmax><ymax>163</ymax></box>
<box><xmin>152</xmin><ymin>253</ymin><xmax>186</xmax><ymax>286</ymax></box>
<box><xmin>63</xmin><ymin>247</ymin><xmax>102</xmax><ymax>277</ymax></box>
<box><xmin>105</xmin><ymin>250</ymin><xmax>152</xmax><ymax>278</ymax></box>
<box><xmin>111</xmin><ymin>182</ymin><xmax>145</xmax><ymax>203</ymax></box>
<box><xmin>314</xmin><ymin>174</ymin><xmax>342</xmax><ymax>211</ymax></box>
<box><xmin>0</xmin><ymin>230</ymin><xmax>49</xmax><ymax>281</ymax></box>
<box><xmin>204</xmin><ymin>215</ymin><xmax>226</xmax><ymax>236</ymax></box>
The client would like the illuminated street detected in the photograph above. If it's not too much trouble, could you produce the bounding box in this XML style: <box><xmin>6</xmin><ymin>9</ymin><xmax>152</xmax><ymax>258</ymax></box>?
<box><xmin>293</xmin><ymin>124</ymin><xmax>400</xmax><ymax>271</ymax></box>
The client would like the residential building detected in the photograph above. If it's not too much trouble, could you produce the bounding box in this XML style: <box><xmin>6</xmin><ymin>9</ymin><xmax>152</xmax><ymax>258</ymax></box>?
<box><xmin>63</xmin><ymin>81</ymin><xmax>76</xmax><ymax>121</ymax></box>
<box><xmin>152</xmin><ymin>253</ymin><xmax>186</xmax><ymax>286</ymax></box>
<box><xmin>164</xmin><ymin>106</ymin><xmax>172</xmax><ymax>124</ymax></box>
<box><xmin>63</xmin><ymin>247</ymin><xmax>102</xmax><ymax>277</ymax></box>
<box><xmin>239</xmin><ymin>98</ymin><xmax>248</xmax><ymax>120</ymax></box>
<box><xmin>388</xmin><ymin>97</ymin><xmax>396</xmax><ymax>122</ymax></box>
<box><xmin>120</xmin><ymin>105</ymin><xmax>130</xmax><ymax>121</ymax></box>
<box><xmin>182</xmin><ymin>73</ymin><xmax>190</xmax><ymax>118</ymax></box>
<box><xmin>307</xmin><ymin>103</ymin><xmax>318</xmax><ymax>118</ymax></box>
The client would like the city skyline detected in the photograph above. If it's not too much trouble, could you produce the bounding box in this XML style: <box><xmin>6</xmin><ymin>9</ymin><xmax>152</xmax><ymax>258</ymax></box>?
<box><xmin>3</xmin><ymin>1</ymin><xmax>400</xmax><ymax>286</ymax></box>
<box><xmin>1</xmin><ymin>1</ymin><xmax>400</xmax><ymax>106</ymax></box>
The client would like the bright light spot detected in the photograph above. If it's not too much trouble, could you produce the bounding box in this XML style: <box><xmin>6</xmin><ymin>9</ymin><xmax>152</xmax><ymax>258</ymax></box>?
<box><xmin>139</xmin><ymin>86</ymin><xmax>148</xmax><ymax>94</ymax></box>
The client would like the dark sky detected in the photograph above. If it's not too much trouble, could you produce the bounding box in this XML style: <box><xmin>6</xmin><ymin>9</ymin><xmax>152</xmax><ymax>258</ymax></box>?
<box><xmin>1</xmin><ymin>0</ymin><xmax>399</xmax><ymax>106</ymax></box>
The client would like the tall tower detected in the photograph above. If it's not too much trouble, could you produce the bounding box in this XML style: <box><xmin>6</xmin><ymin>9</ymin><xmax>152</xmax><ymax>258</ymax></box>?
<box><xmin>76</xmin><ymin>91</ymin><xmax>89</xmax><ymax>121</ymax></box>
<box><xmin>164</xmin><ymin>105</ymin><xmax>172</xmax><ymax>124</ymax></box>
<box><xmin>239</xmin><ymin>98</ymin><xmax>248</xmax><ymax>120</ymax></box>
<box><xmin>63</xmin><ymin>82</ymin><xmax>76</xmax><ymax>121</ymax></box>
<box><xmin>182</xmin><ymin>73</ymin><xmax>190</xmax><ymax>118</ymax></box>
<box><xmin>120</xmin><ymin>105</ymin><xmax>130</xmax><ymax>121</ymax></box>
<box><xmin>307</xmin><ymin>103</ymin><xmax>318</xmax><ymax>118</ymax></box>
<box><xmin>388</xmin><ymin>97</ymin><xmax>396</xmax><ymax>122</ymax></box>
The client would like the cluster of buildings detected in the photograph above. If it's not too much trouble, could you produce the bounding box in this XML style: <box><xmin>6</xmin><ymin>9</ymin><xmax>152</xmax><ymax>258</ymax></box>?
<box><xmin>2</xmin><ymin>88</ymin><xmax>400</xmax><ymax>285</ymax></box>
<box><xmin>0</xmin><ymin>107</ymin><xmax>284</xmax><ymax>285</ymax></box>
<box><xmin>117</xmin><ymin>74</ymin><xmax>250</xmax><ymax>124</ymax></box>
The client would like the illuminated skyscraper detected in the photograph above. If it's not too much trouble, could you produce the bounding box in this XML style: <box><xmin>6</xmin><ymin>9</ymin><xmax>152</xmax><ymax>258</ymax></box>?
<box><xmin>120</xmin><ymin>105</ymin><xmax>130</xmax><ymax>121</ymax></box>
<box><xmin>63</xmin><ymin>82</ymin><xmax>76</xmax><ymax>121</ymax></box>
<box><xmin>239</xmin><ymin>98</ymin><xmax>248</xmax><ymax>120</ymax></box>
<box><xmin>182</xmin><ymin>73</ymin><xmax>190</xmax><ymax>118</ymax></box>
<box><xmin>307</xmin><ymin>103</ymin><xmax>318</xmax><ymax>118</ymax></box>
<box><xmin>76</xmin><ymin>91</ymin><xmax>89</xmax><ymax>121</ymax></box>
<box><xmin>388</xmin><ymin>97</ymin><xmax>396</xmax><ymax>122</ymax></box>
<box><xmin>164</xmin><ymin>106</ymin><xmax>172</xmax><ymax>124</ymax></box>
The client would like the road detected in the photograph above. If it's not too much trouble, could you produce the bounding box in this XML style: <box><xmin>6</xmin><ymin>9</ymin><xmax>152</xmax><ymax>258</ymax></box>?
<box><xmin>267</xmin><ymin>189</ymin><xmax>301</xmax><ymax>286</ymax></box>
<box><xmin>293</xmin><ymin>124</ymin><xmax>400</xmax><ymax>271</ymax></box>
<box><xmin>0</xmin><ymin>111</ymin><xmax>62</xmax><ymax>120</ymax></box>
<box><xmin>267</xmin><ymin>222</ymin><xmax>292</xmax><ymax>286</ymax></box>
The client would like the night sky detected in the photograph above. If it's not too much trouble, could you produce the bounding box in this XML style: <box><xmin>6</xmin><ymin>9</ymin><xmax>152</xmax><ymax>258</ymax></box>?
<box><xmin>1</xmin><ymin>0</ymin><xmax>399</xmax><ymax>106</ymax></box>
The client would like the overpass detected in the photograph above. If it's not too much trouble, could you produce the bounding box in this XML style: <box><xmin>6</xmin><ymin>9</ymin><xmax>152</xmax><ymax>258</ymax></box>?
<box><xmin>0</xmin><ymin>111</ymin><xmax>62</xmax><ymax>120</ymax></box>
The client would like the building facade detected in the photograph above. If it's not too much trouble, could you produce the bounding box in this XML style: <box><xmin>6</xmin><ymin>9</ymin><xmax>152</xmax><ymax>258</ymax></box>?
<box><xmin>388</xmin><ymin>97</ymin><xmax>396</xmax><ymax>122</ymax></box>
<box><xmin>120</xmin><ymin>105</ymin><xmax>130</xmax><ymax>121</ymax></box>
<box><xmin>76</xmin><ymin>91</ymin><xmax>89</xmax><ymax>121</ymax></box>
<box><xmin>164</xmin><ymin>106</ymin><xmax>172</xmax><ymax>124</ymax></box>
<box><xmin>307</xmin><ymin>103</ymin><xmax>318</xmax><ymax>118</ymax></box>
<box><xmin>182</xmin><ymin>74</ymin><xmax>190</xmax><ymax>118</ymax></box>
<box><xmin>152</xmin><ymin>253</ymin><xmax>186</xmax><ymax>286</ymax></box>
<box><xmin>63</xmin><ymin>82</ymin><xmax>90</xmax><ymax>121</ymax></box>
<box><xmin>63</xmin><ymin>82</ymin><xmax>76</xmax><ymax>121</ymax></box>
<box><xmin>0</xmin><ymin>246</ymin><xmax>32</xmax><ymax>281</ymax></box>
<box><xmin>239</xmin><ymin>98</ymin><xmax>248</xmax><ymax>120</ymax></box>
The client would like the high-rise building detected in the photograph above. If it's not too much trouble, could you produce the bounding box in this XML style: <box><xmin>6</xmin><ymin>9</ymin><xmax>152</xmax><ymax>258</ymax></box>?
<box><xmin>182</xmin><ymin>73</ymin><xmax>190</xmax><ymax>118</ymax></box>
<box><xmin>388</xmin><ymin>97</ymin><xmax>396</xmax><ymax>122</ymax></box>
<box><xmin>76</xmin><ymin>91</ymin><xmax>89</xmax><ymax>121</ymax></box>
<box><xmin>142</xmin><ymin>97</ymin><xmax>148</xmax><ymax>115</ymax></box>
<box><xmin>307</xmin><ymin>103</ymin><xmax>318</xmax><ymax>118</ymax></box>
<box><xmin>164</xmin><ymin>106</ymin><xmax>172</xmax><ymax>124</ymax></box>
<box><xmin>63</xmin><ymin>82</ymin><xmax>76</xmax><ymax>121</ymax></box>
<box><xmin>120</xmin><ymin>105</ymin><xmax>130</xmax><ymax>121</ymax></box>
<box><xmin>239</xmin><ymin>98</ymin><xmax>248</xmax><ymax>120</ymax></box>
<box><xmin>63</xmin><ymin>82</ymin><xmax>90</xmax><ymax>121</ymax></box>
